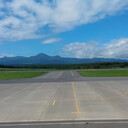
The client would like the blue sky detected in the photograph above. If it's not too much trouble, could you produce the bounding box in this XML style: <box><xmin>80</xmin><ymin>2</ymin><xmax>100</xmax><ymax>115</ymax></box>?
<box><xmin>0</xmin><ymin>0</ymin><xmax>128</xmax><ymax>59</ymax></box>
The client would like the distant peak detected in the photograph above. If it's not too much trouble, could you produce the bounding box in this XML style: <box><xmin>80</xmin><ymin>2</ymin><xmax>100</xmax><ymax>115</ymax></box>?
<box><xmin>54</xmin><ymin>55</ymin><xmax>61</xmax><ymax>58</ymax></box>
<box><xmin>36</xmin><ymin>53</ymin><xmax>49</xmax><ymax>57</ymax></box>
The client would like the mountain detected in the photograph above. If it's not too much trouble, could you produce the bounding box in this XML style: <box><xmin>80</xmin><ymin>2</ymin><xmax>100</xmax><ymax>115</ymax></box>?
<box><xmin>0</xmin><ymin>53</ymin><xmax>128</xmax><ymax>65</ymax></box>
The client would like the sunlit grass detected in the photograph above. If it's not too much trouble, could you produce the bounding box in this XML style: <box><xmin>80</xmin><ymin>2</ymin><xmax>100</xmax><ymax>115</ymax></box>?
<box><xmin>0</xmin><ymin>68</ymin><xmax>58</xmax><ymax>71</ymax></box>
<box><xmin>79</xmin><ymin>70</ymin><xmax>128</xmax><ymax>77</ymax></box>
<box><xmin>0</xmin><ymin>72</ymin><xmax>47</xmax><ymax>80</ymax></box>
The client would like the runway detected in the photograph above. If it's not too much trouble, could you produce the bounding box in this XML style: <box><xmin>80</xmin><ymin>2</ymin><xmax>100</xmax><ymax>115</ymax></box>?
<box><xmin>0</xmin><ymin>71</ymin><xmax>128</xmax><ymax>127</ymax></box>
<box><xmin>0</xmin><ymin>70</ymin><xmax>128</xmax><ymax>84</ymax></box>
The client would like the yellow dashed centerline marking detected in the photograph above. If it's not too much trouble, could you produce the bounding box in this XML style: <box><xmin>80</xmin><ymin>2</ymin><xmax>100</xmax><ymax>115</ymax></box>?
<box><xmin>52</xmin><ymin>100</ymin><xmax>56</xmax><ymax>106</ymax></box>
<box><xmin>71</xmin><ymin>71</ymin><xmax>75</xmax><ymax>77</ymax></box>
<box><xmin>43</xmin><ymin>72</ymin><xmax>52</xmax><ymax>78</ymax></box>
<box><xmin>55</xmin><ymin>72</ymin><xmax>63</xmax><ymax>79</ymax></box>
<box><xmin>72</xmin><ymin>82</ymin><xmax>86</xmax><ymax>113</ymax></box>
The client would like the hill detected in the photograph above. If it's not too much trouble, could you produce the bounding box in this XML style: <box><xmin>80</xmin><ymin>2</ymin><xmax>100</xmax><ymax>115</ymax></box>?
<box><xmin>0</xmin><ymin>53</ymin><xmax>128</xmax><ymax>65</ymax></box>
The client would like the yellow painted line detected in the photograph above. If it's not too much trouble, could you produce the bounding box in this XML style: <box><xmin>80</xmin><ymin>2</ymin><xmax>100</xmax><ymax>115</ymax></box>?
<box><xmin>71</xmin><ymin>71</ymin><xmax>75</xmax><ymax>77</ymax></box>
<box><xmin>72</xmin><ymin>82</ymin><xmax>79</xmax><ymax>112</ymax></box>
<box><xmin>74</xmin><ymin>82</ymin><xmax>128</xmax><ymax>101</ymax></box>
<box><xmin>52</xmin><ymin>100</ymin><xmax>56</xmax><ymax>106</ymax></box>
<box><xmin>2</xmin><ymin>117</ymin><xmax>128</xmax><ymax>123</ymax></box>
<box><xmin>55</xmin><ymin>72</ymin><xmax>63</xmax><ymax>79</ymax></box>
<box><xmin>55</xmin><ymin>89</ymin><xmax>128</xmax><ymax>101</ymax></box>
<box><xmin>72</xmin><ymin>82</ymin><xmax>86</xmax><ymax>113</ymax></box>
<box><xmin>72</xmin><ymin>112</ymin><xmax>87</xmax><ymax>113</ymax></box>
<box><xmin>43</xmin><ymin>72</ymin><xmax>52</xmax><ymax>78</ymax></box>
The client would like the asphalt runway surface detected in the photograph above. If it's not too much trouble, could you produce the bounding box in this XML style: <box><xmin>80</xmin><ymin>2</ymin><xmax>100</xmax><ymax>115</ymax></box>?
<box><xmin>0</xmin><ymin>71</ymin><xmax>128</xmax><ymax>128</ymax></box>
<box><xmin>0</xmin><ymin>70</ymin><xmax>128</xmax><ymax>84</ymax></box>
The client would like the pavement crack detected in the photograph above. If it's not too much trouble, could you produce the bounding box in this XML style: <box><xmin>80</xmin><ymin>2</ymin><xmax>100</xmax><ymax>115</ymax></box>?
<box><xmin>38</xmin><ymin>86</ymin><xmax>59</xmax><ymax>120</ymax></box>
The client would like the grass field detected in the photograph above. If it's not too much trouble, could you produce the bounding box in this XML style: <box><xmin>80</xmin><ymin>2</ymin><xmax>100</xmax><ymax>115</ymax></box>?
<box><xmin>0</xmin><ymin>72</ymin><xmax>47</xmax><ymax>80</ymax></box>
<box><xmin>0</xmin><ymin>68</ymin><xmax>59</xmax><ymax>71</ymax></box>
<box><xmin>79</xmin><ymin>70</ymin><xmax>128</xmax><ymax>77</ymax></box>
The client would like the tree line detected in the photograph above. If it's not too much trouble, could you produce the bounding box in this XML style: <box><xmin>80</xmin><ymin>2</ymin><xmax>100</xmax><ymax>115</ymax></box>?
<box><xmin>0</xmin><ymin>62</ymin><xmax>128</xmax><ymax>69</ymax></box>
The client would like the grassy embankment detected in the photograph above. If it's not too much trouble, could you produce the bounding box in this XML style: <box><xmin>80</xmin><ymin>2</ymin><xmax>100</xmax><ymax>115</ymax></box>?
<box><xmin>0</xmin><ymin>68</ymin><xmax>58</xmax><ymax>71</ymax></box>
<box><xmin>79</xmin><ymin>70</ymin><xmax>128</xmax><ymax>77</ymax></box>
<box><xmin>0</xmin><ymin>72</ymin><xmax>47</xmax><ymax>80</ymax></box>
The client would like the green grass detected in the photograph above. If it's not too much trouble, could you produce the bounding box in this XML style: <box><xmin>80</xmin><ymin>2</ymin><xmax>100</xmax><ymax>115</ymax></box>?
<box><xmin>0</xmin><ymin>72</ymin><xmax>47</xmax><ymax>80</ymax></box>
<box><xmin>0</xmin><ymin>68</ymin><xmax>59</xmax><ymax>71</ymax></box>
<box><xmin>0</xmin><ymin>68</ymin><xmax>77</xmax><ymax>71</ymax></box>
<box><xmin>79</xmin><ymin>70</ymin><xmax>128</xmax><ymax>77</ymax></box>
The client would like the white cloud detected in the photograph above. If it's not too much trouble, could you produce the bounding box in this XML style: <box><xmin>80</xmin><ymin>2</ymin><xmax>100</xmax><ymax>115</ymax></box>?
<box><xmin>41</xmin><ymin>38</ymin><xmax>61</xmax><ymax>44</ymax></box>
<box><xmin>0</xmin><ymin>0</ymin><xmax>128</xmax><ymax>42</ymax></box>
<box><xmin>0</xmin><ymin>54</ymin><xmax>14</xmax><ymax>58</ymax></box>
<box><xmin>62</xmin><ymin>38</ymin><xmax>128</xmax><ymax>59</ymax></box>
<box><xmin>103</xmin><ymin>38</ymin><xmax>128</xmax><ymax>59</ymax></box>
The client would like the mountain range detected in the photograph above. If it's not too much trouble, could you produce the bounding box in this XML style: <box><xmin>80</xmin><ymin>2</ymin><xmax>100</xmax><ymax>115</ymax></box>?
<box><xmin>0</xmin><ymin>53</ymin><xmax>128</xmax><ymax>65</ymax></box>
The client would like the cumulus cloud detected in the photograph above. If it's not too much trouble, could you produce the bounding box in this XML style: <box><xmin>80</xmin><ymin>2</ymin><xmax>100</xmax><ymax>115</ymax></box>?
<box><xmin>0</xmin><ymin>0</ymin><xmax>128</xmax><ymax>42</ymax></box>
<box><xmin>62</xmin><ymin>38</ymin><xmax>128</xmax><ymax>59</ymax></box>
<box><xmin>41</xmin><ymin>38</ymin><xmax>61</xmax><ymax>44</ymax></box>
